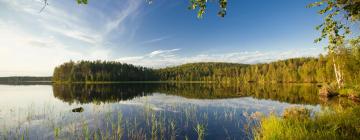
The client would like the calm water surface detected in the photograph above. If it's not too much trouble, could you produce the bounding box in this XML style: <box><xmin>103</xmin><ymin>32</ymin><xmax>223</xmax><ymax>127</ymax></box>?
<box><xmin>0</xmin><ymin>83</ymin><xmax>321</xmax><ymax>139</ymax></box>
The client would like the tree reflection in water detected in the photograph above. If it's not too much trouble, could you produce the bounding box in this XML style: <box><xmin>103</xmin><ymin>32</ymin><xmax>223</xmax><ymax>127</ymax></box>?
<box><xmin>53</xmin><ymin>83</ymin><xmax>320</xmax><ymax>105</ymax></box>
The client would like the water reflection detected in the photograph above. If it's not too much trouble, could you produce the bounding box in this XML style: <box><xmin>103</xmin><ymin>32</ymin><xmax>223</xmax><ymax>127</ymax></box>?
<box><xmin>53</xmin><ymin>83</ymin><xmax>320</xmax><ymax>105</ymax></box>
<box><xmin>53</xmin><ymin>84</ymin><xmax>156</xmax><ymax>104</ymax></box>
<box><xmin>0</xmin><ymin>83</ymin><xmax>322</xmax><ymax>139</ymax></box>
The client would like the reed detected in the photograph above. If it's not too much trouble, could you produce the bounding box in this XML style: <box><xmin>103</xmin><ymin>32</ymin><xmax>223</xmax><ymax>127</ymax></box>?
<box><xmin>194</xmin><ymin>123</ymin><xmax>206</xmax><ymax>140</ymax></box>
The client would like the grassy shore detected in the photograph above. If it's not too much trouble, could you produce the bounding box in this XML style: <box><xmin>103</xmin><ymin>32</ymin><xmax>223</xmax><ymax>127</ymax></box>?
<box><xmin>51</xmin><ymin>81</ymin><xmax>218</xmax><ymax>84</ymax></box>
<box><xmin>254</xmin><ymin>105</ymin><xmax>360</xmax><ymax>140</ymax></box>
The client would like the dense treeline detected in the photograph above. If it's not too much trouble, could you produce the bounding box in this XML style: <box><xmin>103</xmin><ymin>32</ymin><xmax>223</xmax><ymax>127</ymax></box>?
<box><xmin>54</xmin><ymin>57</ymin><xmax>334</xmax><ymax>83</ymax></box>
<box><xmin>158</xmin><ymin>63</ymin><xmax>249</xmax><ymax>81</ymax></box>
<box><xmin>158</xmin><ymin>57</ymin><xmax>334</xmax><ymax>83</ymax></box>
<box><xmin>52</xmin><ymin>60</ymin><xmax>158</xmax><ymax>82</ymax></box>
<box><xmin>159</xmin><ymin>46</ymin><xmax>360</xmax><ymax>85</ymax></box>
<box><xmin>53</xmin><ymin>46</ymin><xmax>360</xmax><ymax>84</ymax></box>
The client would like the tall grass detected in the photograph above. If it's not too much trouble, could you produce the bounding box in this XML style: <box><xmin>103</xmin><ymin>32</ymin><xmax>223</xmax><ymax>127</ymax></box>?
<box><xmin>7</xmin><ymin>103</ymin><xmax>250</xmax><ymax>139</ymax></box>
<box><xmin>5</xmin><ymin>98</ymin><xmax>348</xmax><ymax>139</ymax></box>
<box><xmin>194</xmin><ymin>123</ymin><xmax>206</xmax><ymax>140</ymax></box>
<box><xmin>255</xmin><ymin>106</ymin><xmax>360</xmax><ymax>140</ymax></box>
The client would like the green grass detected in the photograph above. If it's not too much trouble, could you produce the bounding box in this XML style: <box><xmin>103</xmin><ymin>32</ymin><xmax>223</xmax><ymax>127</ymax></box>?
<box><xmin>339</xmin><ymin>86</ymin><xmax>360</xmax><ymax>99</ymax></box>
<box><xmin>255</xmin><ymin>106</ymin><xmax>360</xmax><ymax>140</ymax></box>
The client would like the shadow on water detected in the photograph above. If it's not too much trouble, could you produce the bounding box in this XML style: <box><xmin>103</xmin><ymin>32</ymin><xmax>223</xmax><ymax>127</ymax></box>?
<box><xmin>52</xmin><ymin>83</ymin><xmax>320</xmax><ymax>105</ymax></box>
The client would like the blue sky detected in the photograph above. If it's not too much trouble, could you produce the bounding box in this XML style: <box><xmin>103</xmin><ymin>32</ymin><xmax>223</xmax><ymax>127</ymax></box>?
<box><xmin>0</xmin><ymin>0</ymin><xmax>327</xmax><ymax>76</ymax></box>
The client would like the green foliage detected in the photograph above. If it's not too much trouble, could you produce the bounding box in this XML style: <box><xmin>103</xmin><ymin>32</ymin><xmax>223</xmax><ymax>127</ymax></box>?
<box><xmin>76</xmin><ymin>0</ymin><xmax>88</xmax><ymax>4</ymax></box>
<box><xmin>308</xmin><ymin>0</ymin><xmax>359</xmax><ymax>53</ymax></box>
<box><xmin>255</xmin><ymin>106</ymin><xmax>360</xmax><ymax>140</ymax></box>
<box><xmin>334</xmin><ymin>41</ymin><xmax>360</xmax><ymax>85</ymax></box>
<box><xmin>188</xmin><ymin>0</ymin><xmax>227</xmax><ymax>18</ymax></box>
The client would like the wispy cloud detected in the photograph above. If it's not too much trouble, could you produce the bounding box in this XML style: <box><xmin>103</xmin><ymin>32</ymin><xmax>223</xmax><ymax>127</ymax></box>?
<box><xmin>117</xmin><ymin>48</ymin><xmax>181</xmax><ymax>66</ymax></box>
<box><xmin>104</xmin><ymin>1</ymin><xmax>142</xmax><ymax>35</ymax></box>
<box><xmin>138</xmin><ymin>36</ymin><xmax>172</xmax><ymax>45</ymax></box>
<box><xmin>116</xmin><ymin>48</ymin><xmax>325</xmax><ymax>68</ymax></box>
<box><xmin>1</xmin><ymin>0</ymin><xmax>143</xmax><ymax>45</ymax></box>
<box><xmin>0</xmin><ymin>0</ymin><xmax>145</xmax><ymax>76</ymax></box>
<box><xmin>149</xmin><ymin>48</ymin><xmax>180</xmax><ymax>57</ymax></box>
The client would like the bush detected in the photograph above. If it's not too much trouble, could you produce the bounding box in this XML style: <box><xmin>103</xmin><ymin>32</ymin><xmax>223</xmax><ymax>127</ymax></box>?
<box><xmin>282</xmin><ymin>107</ymin><xmax>310</xmax><ymax>120</ymax></box>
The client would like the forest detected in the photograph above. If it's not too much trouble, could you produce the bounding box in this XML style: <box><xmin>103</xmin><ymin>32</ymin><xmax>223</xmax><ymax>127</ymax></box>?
<box><xmin>53</xmin><ymin>45</ymin><xmax>360</xmax><ymax>86</ymax></box>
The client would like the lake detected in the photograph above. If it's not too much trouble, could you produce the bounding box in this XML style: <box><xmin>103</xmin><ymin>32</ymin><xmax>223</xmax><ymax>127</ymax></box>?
<box><xmin>0</xmin><ymin>83</ymin><xmax>322</xmax><ymax>139</ymax></box>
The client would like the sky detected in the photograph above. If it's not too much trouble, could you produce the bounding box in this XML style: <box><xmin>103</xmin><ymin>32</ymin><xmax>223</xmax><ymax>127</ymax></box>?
<box><xmin>0</xmin><ymin>0</ymin><xmax>328</xmax><ymax>76</ymax></box>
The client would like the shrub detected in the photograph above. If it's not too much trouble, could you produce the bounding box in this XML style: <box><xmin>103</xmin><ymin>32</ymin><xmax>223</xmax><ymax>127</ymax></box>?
<box><xmin>282</xmin><ymin>106</ymin><xmax>310</xmax><ymax>120</ymax></box>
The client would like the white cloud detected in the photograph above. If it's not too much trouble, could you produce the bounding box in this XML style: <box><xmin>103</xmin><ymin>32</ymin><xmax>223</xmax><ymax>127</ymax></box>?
<box><xmin>117</xmin><ymin>56</ymin><xmax>145</xmax><ymax>61</ymax></box>
<box><xmin>116</xmin><ymin>48</ymin><xmax>325</xmax><ymax>68</ymax></box>
<box><xmin>0</xmin><ymin>0</ymin><xmax>144</xmax><ymax>76</ymax></box>
<box><xmin>104</xmin><ymin>1</ymin><xmax>142</xmax><ymax>35</ymax></box>
<box><xmin>120</xmin><ymin>93</ymin><xmax>320</xmax><ymax>114</ymax></box>
<box><xmin>138</xmin><ymin>36</ymin><xmax>172</xmax><ymax>45</ymax></box>
<box><xmin>43</xmin><ymin>25</ymin><xmax>100</xmax><ymax>45</ymax></box>
<box><xmin>149</xmin><ymin>48</ymin><xmax>180</xmax><ymax>57</ymax></box>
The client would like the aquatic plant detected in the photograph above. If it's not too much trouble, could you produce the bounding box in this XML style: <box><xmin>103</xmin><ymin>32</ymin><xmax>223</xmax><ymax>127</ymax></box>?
<box><xmin>194</xmin><ymin>123</ymin><xmax>206</xmax><ymax>140</ymax></box>
<box><xmin>117</xmin><ymin>112</ymin><xmax>123</xmax><ymax>139</ymax></box>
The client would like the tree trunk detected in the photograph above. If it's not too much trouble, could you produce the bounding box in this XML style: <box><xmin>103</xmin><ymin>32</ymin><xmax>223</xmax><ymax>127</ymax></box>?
<box><xmin>332</xmin><ymin>55</ymin><xmax>344</xmax><ymax>89</ymax></box>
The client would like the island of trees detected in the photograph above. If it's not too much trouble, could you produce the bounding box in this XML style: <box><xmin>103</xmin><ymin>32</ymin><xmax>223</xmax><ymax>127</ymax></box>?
<box><xmin>52</xmin><ymin>61</ymin><xmax>158</xmax><ymax>82</ymax></box>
